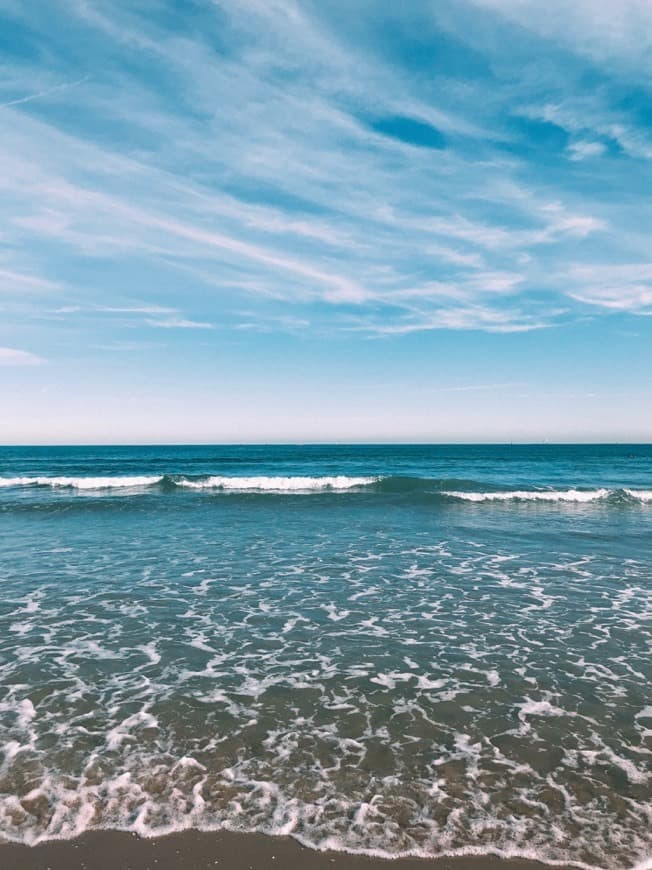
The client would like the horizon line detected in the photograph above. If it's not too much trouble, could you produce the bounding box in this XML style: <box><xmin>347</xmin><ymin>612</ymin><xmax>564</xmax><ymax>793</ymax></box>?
<box><xmin>0</xmin><ymin>441</ymin><xmax>650</xmax><ymax>448</ymax></box>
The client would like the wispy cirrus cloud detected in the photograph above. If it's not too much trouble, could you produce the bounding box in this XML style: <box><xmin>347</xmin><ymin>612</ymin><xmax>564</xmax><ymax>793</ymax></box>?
<box><xmin>0</xmin><ymin>0</ymin><xmax>650</xmax><ymax>346</ymax></box>
<box><xmin>0</xmin><ymin>268</ymin><xmax>60</xmax><ymax>292</ymax></box>
<box><xmin>429</xmin><ymin>381</ymin><xmax>525</xmax><ymax>393</ymax></box>
<box><xmin>1</xmin><ymin>0</ymin><xmax>651</xmax><ymax>442</ymax></box>
<box><xmin>146</xmin><ymin>317</ymin><xmax>214</xmax><ymax>329</ymax></box>
<box><xmin>567</xmin><ymin>141</ymin><xmax>608</xmax><ymax>162</ymax></box>
<box><xmin>347</xmin><ymin>303</ymin><xmax>553</xmax><ymax>336</ymax></box>
<box><xmin>96</xmin><ymin>305</ymin><xmax>175</xmax><ymax>314</ymax></box>
<box><xmin>0</xmin><ymin>76</ymin><xmax>89</xmax><ymax>109</ymax></box>
<box><xmin>469</xmin><ymin>0</ymin><xmax>652</xmax><ymax>73</ymax></box>
<box><xmin>566</xmin><ymin>264</ymin><xmax>652</xmax><ymax>313</ymax></box>
<box><xmin>0</xmin><ymin>346</ymin><xmax>44</xmax><ymax>366</ymax></box>
<box><xmin>519</xmin><ymin>101</ymin><xmax>652</xmax><ymax>162</ymax></box>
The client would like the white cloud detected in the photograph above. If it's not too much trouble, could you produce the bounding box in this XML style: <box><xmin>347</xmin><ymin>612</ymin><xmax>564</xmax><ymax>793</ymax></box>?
<box><xmin>567</xmin><ymin>141</ymin><xmax>607</xmax><ymax>161</ymax></box>
<box><xmin>146</xmin><ymin>317</ymin><xmax>214</xmax><ymax>329</ymax></box>
<box><xmin>469</xmin><ymin>0</ymin><xmax>652</xmax><ymax>73</ymax></box>
<box><xmin>0</xmin><ymin>268</ymin><xmax>58</xmax><ymax>291</ymax></box>
<box><xmin>0</xmin><ymin>0</ymin><xmax>646</xmax><ymax>351</ymax></box>
<box><xmin>429</xmin><ymin>382</ymin><xmax>525</xmax><ymax>393</ymax></box>
<box><xmin>566</xmin><ymin>263</ymin><xmax>652</xmax><ymax>312</ymax></box>
<box><xmin>570</xmin><ymin>285</ymin><xmax>652</xmax><ymax>312</ymax></box>
<box><xmin>522</xmin><ymin>102</ymin><xmax>652</xmax><ymax>161</ymax></box>
<box><xmin>349</xmin><ymin>303</ymin><xmax>551</xmax><ymax>335</ymax></box>
<box><xmin>0</xmin><ymin>77</ymin><xmax>88</xmax><ymax>109</ymax></box>
<box><xmin>98</xmin><ymin>305</ymin><xmax>176</xmax><ymax>315</ymax></box>
<box><xmin>0</xmin><ymin>346</ymin><xmax>44</xmax><ymax>365</ymax></box>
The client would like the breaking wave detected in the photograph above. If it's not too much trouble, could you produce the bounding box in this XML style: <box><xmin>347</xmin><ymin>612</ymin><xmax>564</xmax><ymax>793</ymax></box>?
<box><xmin>0</xmin><ymin>475</ymin><xmax>164</xmax><ymax>490</ymax></box>
<box><xmin>0</xmin><ymin>475</ymin><xmax>651</xmax><ymax>503</ymax></box>
<box><xmin>442</xmin><ymin>488</ymin><xmax>652</xmax><ymax>503</ymax></box>
<box><xmin>175</xmin><ymin>475</ymin><xmax>378</xmax><ymax>491</ymax></box>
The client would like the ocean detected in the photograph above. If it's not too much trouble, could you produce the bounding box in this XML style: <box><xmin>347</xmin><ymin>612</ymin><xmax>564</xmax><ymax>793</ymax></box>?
<box><xmin>0</xmin><ymin>444</ymin><xmax>650</xmax><ymax>868</ymax></box>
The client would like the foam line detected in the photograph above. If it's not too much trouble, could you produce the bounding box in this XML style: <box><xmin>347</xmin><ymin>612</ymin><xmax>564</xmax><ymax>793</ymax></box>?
<box><xmin>0</xmin><ymin>476</ymin><xmax>163</xmax><ymax>489</ymax></box>
<box><xmin>176</xmin><ymin>475</ymin><xmax>378</xmax><ymax>491</ymax></box>
<box><xmin>444</xmin><ymin>489</ymin><xmax>610</xmax><ymax>502</ymax></box>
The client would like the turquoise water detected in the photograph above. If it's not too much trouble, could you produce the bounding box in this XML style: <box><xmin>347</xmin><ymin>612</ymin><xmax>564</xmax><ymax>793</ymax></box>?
<box><xmin>0</xmin><ymin>445</ymin><xmax>650</xmax><ymax>868</ymax></box>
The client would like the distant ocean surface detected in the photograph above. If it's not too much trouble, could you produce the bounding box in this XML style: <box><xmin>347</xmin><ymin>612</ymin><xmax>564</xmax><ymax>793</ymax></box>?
<box><xmin>0</xmin><ymin>444</ymin><xmax>650</xmax><ymax>868</ymax></box>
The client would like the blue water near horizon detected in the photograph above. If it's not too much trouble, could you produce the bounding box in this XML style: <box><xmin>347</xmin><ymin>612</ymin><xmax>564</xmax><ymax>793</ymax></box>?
<box><xmin>0</xmin><ymin>445</ymin><xmax>650</xmax><ymax>868</ymax></box>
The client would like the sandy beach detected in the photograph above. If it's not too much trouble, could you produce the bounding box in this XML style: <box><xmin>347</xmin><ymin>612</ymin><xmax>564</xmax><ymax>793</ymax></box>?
<box><xmin>3</xmin><ymin>0</ymin><xmax>652</xmax><ymax>863</ymax></box>
<box><xmin>1</xmin><ymin>446</ymin><xmax>649</xmax><ymax>869</ymax></box>
<box><xmin>0</xmin><ymin>830</ymin><xmax>576</xmax><ymax>870</ymax></box>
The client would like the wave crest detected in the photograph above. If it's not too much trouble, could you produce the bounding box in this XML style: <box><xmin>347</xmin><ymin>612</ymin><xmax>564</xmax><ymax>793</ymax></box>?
<box><xmin>443</xmin><ymin>488</ymin><xmax>652</xmax><ymax>503</ymax></box>
<box><xmin>0</xmin><ymin>476</ymin><xmax>163</xmax><ymax>490</ymax></box>
<box><xmin>443</xmin><ymin>488</ymin><xmax>610</xmax><ymax>503</ymax></box>
<box><xmin>0</xmin><ymin>475</ymin><xmax>650</xmax><ymax>502</ymax></box>
<box><xmin>176</xmin><ymin>475</ymin><xmax>378</xmax><ymax>492</ymax></box>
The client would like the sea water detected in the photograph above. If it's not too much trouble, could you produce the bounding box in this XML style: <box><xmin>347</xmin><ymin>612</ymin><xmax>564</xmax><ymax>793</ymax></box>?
<box><xmin>0</xmin><ymin>444</ymin><xmax>650</xmax><ymax>868</ymax></box>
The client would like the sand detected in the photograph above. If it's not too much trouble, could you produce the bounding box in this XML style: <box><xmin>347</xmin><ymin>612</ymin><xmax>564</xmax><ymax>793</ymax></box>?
<box><xmin>0</xmin><ymin>829</ymin><xmax>576</xmax><ymax>870</ymax></box>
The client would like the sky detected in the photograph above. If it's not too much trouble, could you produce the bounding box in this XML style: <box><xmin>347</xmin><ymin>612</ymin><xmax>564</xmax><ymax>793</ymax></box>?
<box><xmin>1</xmin><ymin>0</ymin><xmax>651</xmax><ymax>444</ymax></box>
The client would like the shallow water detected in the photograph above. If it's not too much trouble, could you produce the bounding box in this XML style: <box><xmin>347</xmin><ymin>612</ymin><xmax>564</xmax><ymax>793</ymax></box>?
<box><xmin>0</xmin><ymin>445</ymin><xmax>650</xmax><ymax>868</ymax></box>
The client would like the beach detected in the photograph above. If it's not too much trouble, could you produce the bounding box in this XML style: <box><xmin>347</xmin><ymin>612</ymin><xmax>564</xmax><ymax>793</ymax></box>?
<box><xmin>4</xmin><ymin>0</ymin><xmax>652</xmax><ymax>863</ymax></box>
<box><xmin>0</xmin><ymin>830</ymin><xmax>577</xmax><ymax>870</ymax></box>
<box><xmin>0</xmin><ymin>444</ymin><xmax>650</xmax><ymax>869</ymax></box>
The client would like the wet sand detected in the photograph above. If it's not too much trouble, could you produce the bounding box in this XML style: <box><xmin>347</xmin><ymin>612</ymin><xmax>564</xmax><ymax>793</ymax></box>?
<box><xmin>0</xmin><ymin>830</ymin><xmax>575</xmax><ymax>870</ymax></box>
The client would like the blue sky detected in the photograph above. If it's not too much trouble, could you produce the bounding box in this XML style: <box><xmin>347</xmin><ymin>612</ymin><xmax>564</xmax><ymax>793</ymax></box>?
<box><xmin>1</xmin><ymin>0</ymin><xmax>651</xmax><ymax>443</ymax></box>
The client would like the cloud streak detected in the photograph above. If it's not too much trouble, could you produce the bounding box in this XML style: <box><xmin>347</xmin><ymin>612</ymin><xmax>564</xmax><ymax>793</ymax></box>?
<box><xmin>0</xmin><ymin>77</ymin><xmax>89</xmax><ymax>110</ymax></box>
<box><xmin>0</xmin><ymin>0</ymin><xmax>650</xmax><ymax>343</ymax></box>
<box><xmin>146</xmin><ymin>317</ymin><xmax>214</xmax><ymax>329</ymax></box>
<box><xmin>0</xmin><ymin>347</ymin><xmax>44</xmax><ymax>366</ymax></box>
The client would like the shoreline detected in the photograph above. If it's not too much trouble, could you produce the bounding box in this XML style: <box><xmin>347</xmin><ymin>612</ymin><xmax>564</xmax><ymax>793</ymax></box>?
<box><xmin>0</xmin><ymin>830</ymin><xmax>583</xmax><ymax>870</ymax></box>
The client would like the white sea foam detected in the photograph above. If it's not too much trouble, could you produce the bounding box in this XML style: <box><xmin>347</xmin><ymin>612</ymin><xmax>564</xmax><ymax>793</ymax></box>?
<box><xmin>1</xmin><ymin>503</ymin><xmax>650</xmax><ymax>867</ymax></box>
<box><xmin>625</xmin><ymin>489</ymin><xmax>652</xmax><ymax>502</ymax></box>
<box><xmin>518</xmin><ymin>699</ymin><xmax>566</xmax><ymax>718</ymax></box>
<box><xmin>444</xmin><ymin>488</ymin><xmax>610</xmax><ymax>502</ymax></box>
<box><xmin>0</xmin><ymin>475</ymin><xmax>163</xmax><ymax>489</ymax></box>
<box><xmin>1</xmin><ymin>475</ymin><xmax>650</xmax><ymax>503</ymax></box>
<box><xmin>176</xmin><ymin>475</ymin><xmax>378</xmax><ymax>491</ymax></box>
<box><xmin>600</xmin><ymin>746</ymin><xmax>649</xmax><ymax>785</ymax></box>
